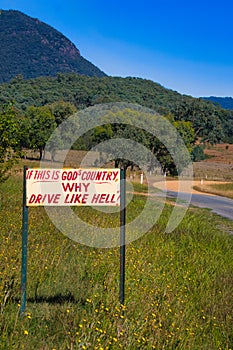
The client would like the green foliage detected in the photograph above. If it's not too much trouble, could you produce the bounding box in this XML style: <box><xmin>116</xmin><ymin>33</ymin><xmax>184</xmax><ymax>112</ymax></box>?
<box><xmin>191</xmin><ymin>145</ymin><xmax>206</xmax><ymax>161</ymax></box>
<box><xmin>72</xmin><ymin>107</ymin><xmax>194</xmax><ymax>174</ymax></box>
<box><xmin>25</xmin><ymin>106</ymin><xmax>56</xmax><ymax>160</ymax></box>
<box><xmin>0</xmin><ymin>73</ymin><xmax>232</xmax><ymax>144</ymax></box>
<box><xmin>0</xmin><ymin>103</ymin><xmax>20</xmax><ymax>182</ymax></box>
<box><xmin>16</xmin><ymin>101</ymin><xmax>77</xmax><ymax>160</ymax></box>
<box><xmin>92</xmin><ymin>124</ymin><xmax>114</xmax><ymax>144</ymax></box>
<box><xmin>0</xmin><ymin>73</ymin><xmax>232</xmax><ymax>172</ymax></box>
<box><xmin>173</xmin><ymin>121</ymin><xmax>195</xmax><ymax>151</ymax></box>
<box><xmin>47</xmin><ymin>100</ymin><xmax>77</xmax><ymax>124</ymax></box>
<box><xmin>172</xmin><ymin>98</ymin><xmax>226</xmax><ymax>144</ymax></box>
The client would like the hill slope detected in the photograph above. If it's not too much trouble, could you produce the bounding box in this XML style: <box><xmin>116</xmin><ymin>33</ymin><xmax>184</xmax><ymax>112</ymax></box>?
<box><xmin>1</xmin><ymin>73</ymin><xmax>233</xmax><ymax>143</ymax></box>
<box><xmin>0</xmin><ymin>10</ymin><xmax>106</xmax><ymax>82</ymax></box>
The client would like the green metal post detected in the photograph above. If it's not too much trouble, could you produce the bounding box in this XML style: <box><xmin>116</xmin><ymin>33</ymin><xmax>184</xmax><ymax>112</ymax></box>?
<box><xmin>120</xmin><ymin>167</ymin><xmax>126</xmax><ymax>305</ymax></box>
<box><xmin>20</xmin><ymin>166</ymin><xmax>28</xmax><ymax>316</ymax></box>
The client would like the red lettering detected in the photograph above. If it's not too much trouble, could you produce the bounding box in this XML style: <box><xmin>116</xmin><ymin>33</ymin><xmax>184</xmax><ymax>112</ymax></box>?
<box><xmin>112</xmin><ymin>171</ymin><xmax>119</xmax><ymax>181</ymax></box>
<box><xmin>35</xmin><ymin>194</ymin><xmax>42</xmax><ymax>204</ymax></box>
<box><xmin>65</xmin><ymin>193</ymin><xmax>89</xmax><ymax>204</ymax></box>
<box><xmin>28</xmin><ymin>193</ymin><xmax>61</xmax><ymax>205</ymax></box>
<box><xmin>99</xmin><ymin>194</ymin><xmax>106</xmax><ymax>203</ymax></box>
<box><xmin>95</xmin><ymin>171</ymin><xmax>102</xmax><ymax>181</ymax></box>
<box><xmin>53</xmin><ymin>194</ymin><xmax>61</xmax><ymax>204</ymax></box>
<box><xmin>28</xmin><ymin>194</ymin><xmax>36</xmax><ymax>203</ymax></box>
<box><xmin>52</xmin><ymin>170</ymin><xmax>60</xmax><ymax>180</ymax></box>
<box><xmin>91</xmin><ymin>193</ymin><xmax>100</xmax><ymax>203</ymax></box>
<box><xmin>62</xmin><ymin>171</ymin><xmax>80</xmax><ymax>181</ymax></box>
<box><xmin>106</xmin><ymin>172</ymin><xmax>112</xmax><ymax>181</ymax></box>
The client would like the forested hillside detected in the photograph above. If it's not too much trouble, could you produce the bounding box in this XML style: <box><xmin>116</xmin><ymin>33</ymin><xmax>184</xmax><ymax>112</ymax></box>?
<box><xmin>1</xmin><ymin>73</ymin><xmax>233</xmax><ymax>144</ymax></box>
<box><xmin>1</xmin><ymin>72</ymin><xmax>233</xmax><ymax>179</ymax></box>
<box><xmin>0</xmin><ymin>10</ymin><xmax>106</xmax><ymax>82</ymax></box>
<box><xmin>202</xmin><ymin>96</ymin><xmax>233</xmax><ymax>110</ymax></box>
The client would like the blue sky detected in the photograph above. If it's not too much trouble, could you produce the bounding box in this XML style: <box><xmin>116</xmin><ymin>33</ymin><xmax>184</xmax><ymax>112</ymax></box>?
<box><xmin>1</xmin><ymin>0</ymin><xmax>233</xmax><ymax>97</ymax></box>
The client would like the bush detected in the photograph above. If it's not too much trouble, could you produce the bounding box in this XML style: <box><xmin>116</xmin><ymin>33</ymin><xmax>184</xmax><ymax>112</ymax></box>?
<box><xmin>191</xmin><ymin>145</ymin><xmax>206</xmax><ymax>161</ymax></box>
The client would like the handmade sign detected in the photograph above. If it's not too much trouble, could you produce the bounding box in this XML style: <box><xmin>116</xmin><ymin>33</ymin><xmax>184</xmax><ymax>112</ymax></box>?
<box><xmin>26</xmin><ymin>168</ymin><xmax>120</xmax><ymax>206</ymax></box>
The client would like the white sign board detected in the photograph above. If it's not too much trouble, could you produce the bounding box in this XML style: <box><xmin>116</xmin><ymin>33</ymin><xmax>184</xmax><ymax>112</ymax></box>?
<box><xmin>26</xmin><ymin>168</ymin><xmax>120</xmax><ymax>206</ymax></box>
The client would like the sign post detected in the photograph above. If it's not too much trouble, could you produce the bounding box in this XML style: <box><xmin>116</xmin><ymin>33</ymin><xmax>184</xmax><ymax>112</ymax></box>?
<box><xmin>120</xmin><ymin>168</ymin><xmax>126</xmax><ymax>305</ymax></box>
<box><xmin>20</xmin><ymin>166</ymin><xmax>29</xmax><ymax>316</ymax></box>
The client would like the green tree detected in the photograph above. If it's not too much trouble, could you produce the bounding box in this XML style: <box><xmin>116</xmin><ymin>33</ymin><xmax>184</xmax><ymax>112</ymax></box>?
<box><xmin>172</xmin><ymin>99</ymin><xmax>224</xmax><ymax>144</ymax></box>
<box><xmin>173</xmin><ymin>120</ymin><xmax>196</xmax><ymax>151</ymax></box>
<box><xmin>87</xmin><ymin>108</ymin><xmax>193</xmax><ymax>174</ymax></box>
<box><xmin>47</xmin><ymin>100</ymin><xmax>77</xmax><ymax>124</ymax></box>
<box><xmin>25</xmin><ymin>106</ymin><xmax>56</xmax><ymax>160</ymax></box>
<box><xmin>0</xmin><ymin>102</ymin><xmax>20</xmax><ymax>182</ymax></box>
<box><xmin>191</xmin><ymin>145</ymin><xmax>206</xmax><ymax>161</ymax></box>
<box><xmin>17</xmin><ymin>115</ymin><xmax>30</xmax><ymax>156</ymax></box>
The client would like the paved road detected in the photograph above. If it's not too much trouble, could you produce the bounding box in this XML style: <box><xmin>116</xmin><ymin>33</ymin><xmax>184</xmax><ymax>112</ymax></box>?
<box><xmin>167</xmin><ymin>190</ymin><xmax>233</xmax><ymax>221</ymax></box>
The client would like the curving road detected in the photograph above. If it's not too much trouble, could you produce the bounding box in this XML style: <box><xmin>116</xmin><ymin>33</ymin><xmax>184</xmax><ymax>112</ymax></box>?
<box><xmin>167</xmin><ymin>190</ymin><xmax>233</xmax><ymax>221</ymax></box>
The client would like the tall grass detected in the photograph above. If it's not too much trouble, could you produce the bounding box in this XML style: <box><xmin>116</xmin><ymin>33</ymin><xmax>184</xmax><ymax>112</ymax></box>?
<box><xmin>1</xmin><ymin>173</ymin><xmax>233</xmax><ymax>349</ymax></box>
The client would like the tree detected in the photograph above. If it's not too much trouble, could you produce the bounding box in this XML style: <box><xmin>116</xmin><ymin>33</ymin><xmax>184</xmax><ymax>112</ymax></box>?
<box><xmin>85</xmin><ymin>107</ymin><xmax>194</xmax><ymax>174</ymax></box>
<box><xmin>172</xmin><ymin>99</ymin><xmax>224</xmax><ymax>144</ymax></box>
<box><xmin>47</xmin><ymin>100</ymin><xmax>77</xmax><ymax>125</ymax></box>
<box><xmin>0</xmin><ymin>102</ymin><xmax>20</xmax><ymax>182</ymax></box>
<box><xmin>173</xmin><ymin>120</ymin><xmax>196</xmax><ymax>151</ymax></box>
<box><xmin>191</xmin><ymin>145</ymin><xmax>206</xmax><ymax>161</ymax></box>
<box><xmin>25</xmin><ymin>106</ymin><xmax>56</xmax><ymax>160</ymax></box>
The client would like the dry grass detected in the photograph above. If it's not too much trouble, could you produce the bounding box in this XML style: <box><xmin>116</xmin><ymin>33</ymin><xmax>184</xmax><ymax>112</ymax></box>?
<box><xmin>193</xmin><ymin>143</ymin><xmax>233</xmax><ymax>181</ymax></box>
<box><xmin>192</xmin><ymin>143</ymin><xmax>233</xmax><ymax>197</ymax></box>
<box><xmin>194</xmin><ymin>182</ymin><xmax>233</xmax><ymax>199</ymax></box>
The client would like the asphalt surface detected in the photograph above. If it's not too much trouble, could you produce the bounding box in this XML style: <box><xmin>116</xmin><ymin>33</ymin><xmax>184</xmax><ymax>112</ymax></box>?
<box><xmin>167</xmin><ymin>190</ymin><xmax>233</xmax><ymax>221</ymax></box>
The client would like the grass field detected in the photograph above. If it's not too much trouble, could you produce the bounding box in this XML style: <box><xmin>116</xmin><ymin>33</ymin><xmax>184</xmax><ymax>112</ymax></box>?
<box><xmin>1</xmin><ymin>163</ymin><xmax>233</xmax><ymax>349</ymax></box>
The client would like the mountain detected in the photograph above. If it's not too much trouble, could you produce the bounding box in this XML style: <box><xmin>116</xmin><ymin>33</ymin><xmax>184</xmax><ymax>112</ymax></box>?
<box><xmin>202</xmin><ymin>96</ymin><xmax>233</xmax><ymax>110</ymax></box>
<box><xmin>0</xmin><ymin>10</ymin><xmax>106</xmax><ymax>82</ymax></box>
